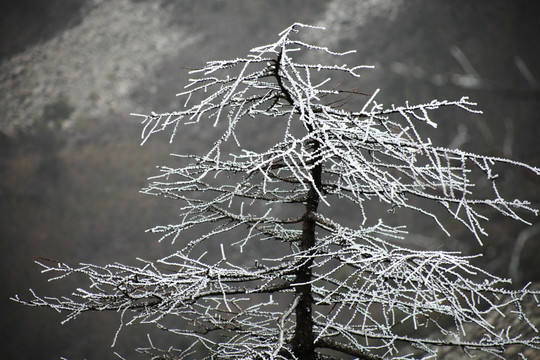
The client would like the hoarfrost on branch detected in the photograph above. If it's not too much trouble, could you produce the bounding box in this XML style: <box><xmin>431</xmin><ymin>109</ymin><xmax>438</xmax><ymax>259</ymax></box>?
<box><xmin>15</xmin><ymin>23</ymin><xmax>540</xmax><ymax>359</ymax></box>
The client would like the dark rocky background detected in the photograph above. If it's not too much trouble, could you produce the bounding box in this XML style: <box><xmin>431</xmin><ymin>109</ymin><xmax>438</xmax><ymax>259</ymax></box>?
<box><xmin>1</xmin><ymin>0</ymin><xmax>539</xmax><ymax>358</ymax></box>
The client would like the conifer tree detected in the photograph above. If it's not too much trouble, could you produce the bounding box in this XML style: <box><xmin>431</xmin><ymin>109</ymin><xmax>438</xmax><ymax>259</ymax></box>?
<box><xmin>15</xmin><ymin>24</ymin><xmax>540</xmax><ymax>359</ymax></box>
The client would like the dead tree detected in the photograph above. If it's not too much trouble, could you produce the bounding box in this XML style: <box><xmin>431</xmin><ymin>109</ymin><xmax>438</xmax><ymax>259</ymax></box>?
<box><xmin>14</xmin><ymin>24</ymin><xmax>540</xmax><ymax>359</ymax></box>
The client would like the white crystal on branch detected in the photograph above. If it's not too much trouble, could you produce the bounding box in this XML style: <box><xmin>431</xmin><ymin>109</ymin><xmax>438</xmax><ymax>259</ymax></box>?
<box><xmin>15</xmin><ymin>23</ymin><xmax>540</xmax><ymax>359</ymax></box>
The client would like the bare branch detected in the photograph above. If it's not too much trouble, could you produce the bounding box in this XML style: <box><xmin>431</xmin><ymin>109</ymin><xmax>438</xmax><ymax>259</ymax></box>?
<box><xmin>18</xmin><ymin>23</ymin><xmax>540</xmax><ymax>360</ymax></box>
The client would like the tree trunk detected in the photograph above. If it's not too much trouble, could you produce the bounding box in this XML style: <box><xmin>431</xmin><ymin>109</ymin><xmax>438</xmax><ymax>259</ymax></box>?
<box><xmin>292</xmin><ymin>160</ymin><xmax>321</xmax><ymax>360</ymax></box>
<box><xmin>273</xmin><ymin>49</ymin><xmax>321</xmax><ymax>358</ymax></box>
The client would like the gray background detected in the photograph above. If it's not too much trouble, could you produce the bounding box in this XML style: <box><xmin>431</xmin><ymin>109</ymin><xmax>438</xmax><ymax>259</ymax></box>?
<box><xmin>1</xmin><ymin>1</ymin><xmax>539</xmax><ymax>358</ymax></box>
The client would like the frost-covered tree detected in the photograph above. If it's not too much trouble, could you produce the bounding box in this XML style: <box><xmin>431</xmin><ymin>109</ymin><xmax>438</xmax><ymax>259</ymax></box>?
<box><xmin>14</xmin><ymin>24</ymin><xmax>540</xmax><ymax>359</ymax></box>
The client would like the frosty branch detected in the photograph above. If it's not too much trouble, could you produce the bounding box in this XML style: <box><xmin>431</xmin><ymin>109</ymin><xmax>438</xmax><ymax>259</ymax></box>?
<box><xmin>14</xmin><ymin>23</ymin><xmax>540</xmax><ymax>359</ymax></box>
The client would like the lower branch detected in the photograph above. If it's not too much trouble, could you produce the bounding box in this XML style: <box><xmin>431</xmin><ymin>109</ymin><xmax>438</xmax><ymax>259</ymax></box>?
<box><xmin>315</xmin><ymin>338</ymin><xmax>382</xmax><ymax>360</ymax></box>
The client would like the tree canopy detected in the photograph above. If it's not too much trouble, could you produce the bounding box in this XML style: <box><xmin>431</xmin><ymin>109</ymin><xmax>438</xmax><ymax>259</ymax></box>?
<box><xmin>15</xmin><ymin>23</ymin><xmax>540</xmax><ymax>360</ymax></box>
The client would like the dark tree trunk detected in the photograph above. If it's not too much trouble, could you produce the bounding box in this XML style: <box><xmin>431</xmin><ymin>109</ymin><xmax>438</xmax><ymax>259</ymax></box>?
<box><xmin>273</xmin><ymin>49</ymin><xmax>322</xmax><ymax>359</ymax></box>
<box><xmin>292</xmin><ymin>160</ymin><xmax>321</xmax><ymax>360</ymax></box>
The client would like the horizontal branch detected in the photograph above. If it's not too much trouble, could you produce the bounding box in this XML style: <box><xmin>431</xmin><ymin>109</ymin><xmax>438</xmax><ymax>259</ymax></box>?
<box><xmin>315</xmin><ymin>338</ymin><xmax>382</xmax><ymax>360</ymax></box>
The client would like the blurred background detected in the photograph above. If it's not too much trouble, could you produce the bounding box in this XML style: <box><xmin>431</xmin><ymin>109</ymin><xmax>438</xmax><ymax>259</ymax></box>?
<box><xmin>1</xmin><ymin>0</ymin><xmax>539</xmax><ymax>358</ymax></box>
